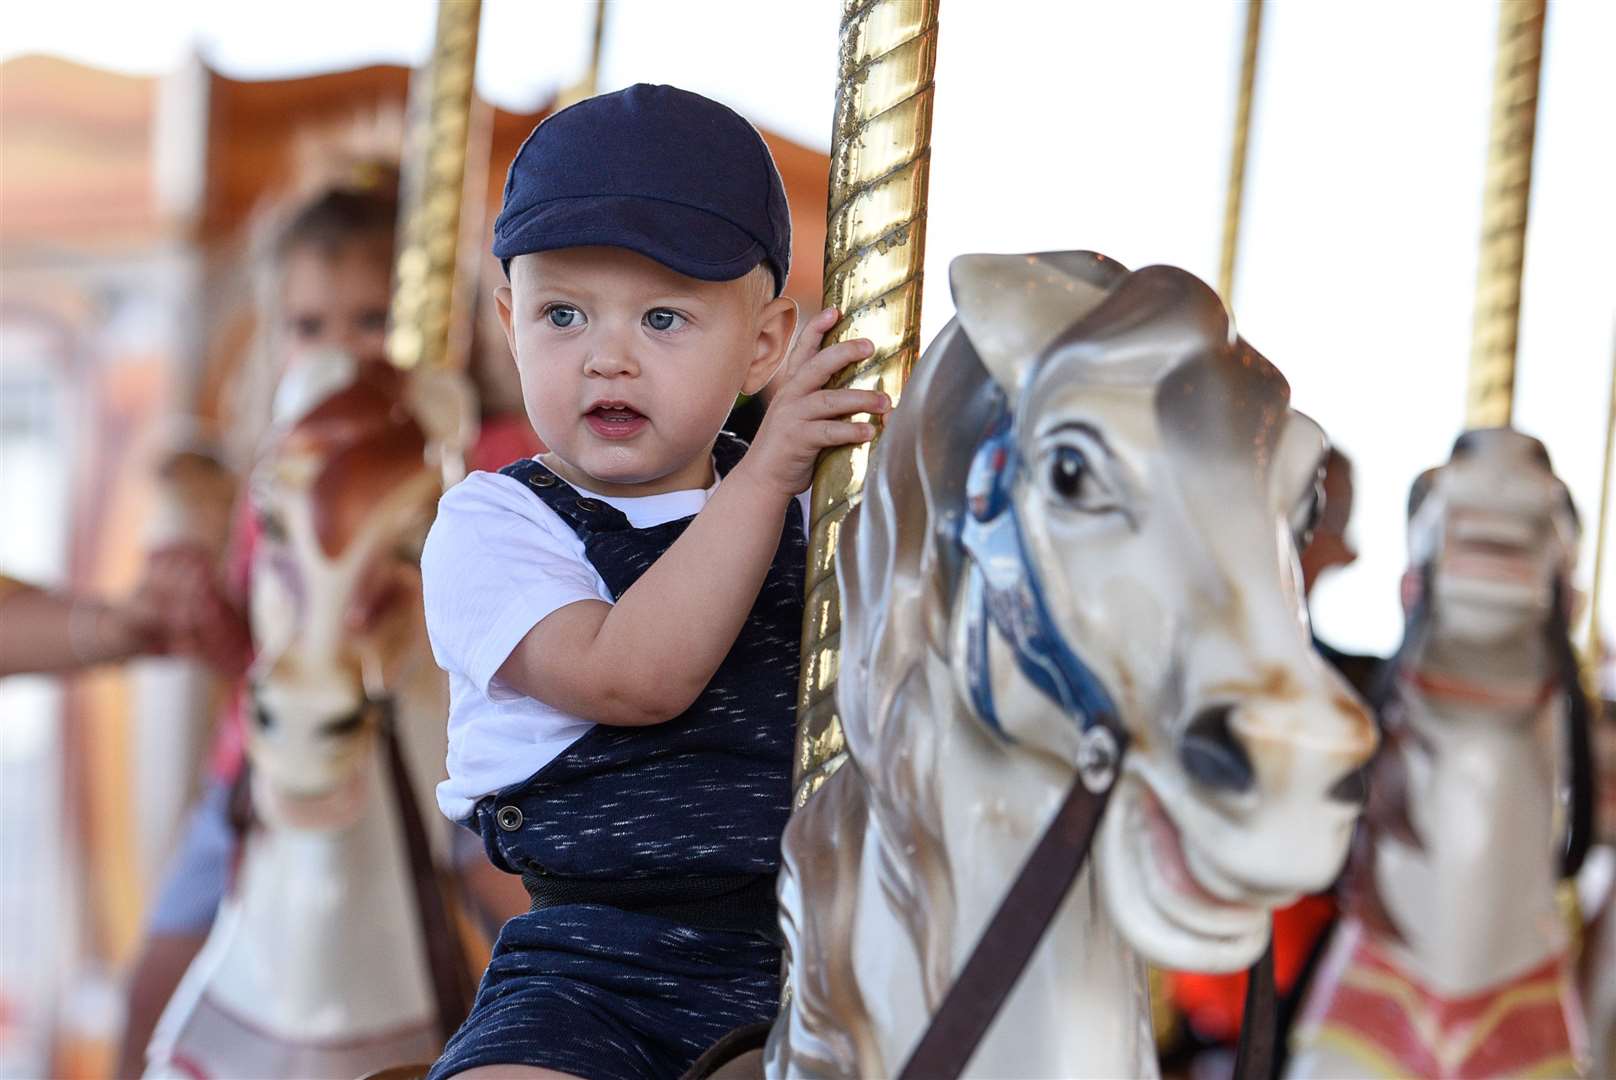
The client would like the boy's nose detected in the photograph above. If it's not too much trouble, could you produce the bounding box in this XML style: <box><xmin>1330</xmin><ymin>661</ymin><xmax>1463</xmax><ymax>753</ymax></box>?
<box><xmin>584</xmin><ymin>346</ymin><xmax>640</xmax><ymax>378</ymax></box>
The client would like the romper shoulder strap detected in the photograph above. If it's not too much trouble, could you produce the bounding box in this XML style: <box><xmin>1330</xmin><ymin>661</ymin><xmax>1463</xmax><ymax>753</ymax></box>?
<box><xmin>497</xmin><ymin>458</ymin><xmax>630</xmax><ymax>534</ymax></box>
<box><xmin>496</xmin><ymin>436</ymin><xmax>753</xmax><ymax>535</ymax></box>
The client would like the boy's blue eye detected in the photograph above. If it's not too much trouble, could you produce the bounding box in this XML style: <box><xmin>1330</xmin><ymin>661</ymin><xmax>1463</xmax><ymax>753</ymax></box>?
<box><xmin>546</xmin><ymin>305</ymin><xmax>583</xmax><ymax>328</ymax></box>
<box><xmin>644</xmin><ymin>309</ymin><xmax>686</xmax><ymax>332</ymax></box>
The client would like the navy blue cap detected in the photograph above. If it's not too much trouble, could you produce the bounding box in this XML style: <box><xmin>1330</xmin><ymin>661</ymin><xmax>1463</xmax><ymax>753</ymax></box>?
<box><xmin>493</xmin><ymin>84</ymin><xmax>792</xmax><ymax>296</ymax></box>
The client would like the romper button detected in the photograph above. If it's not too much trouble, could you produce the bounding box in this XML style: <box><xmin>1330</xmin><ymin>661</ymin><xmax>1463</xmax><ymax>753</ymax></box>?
<box><xmin>528</xmin><ymin>473</ymin><xmax>556</xmax><ymax>488</ymax></box>
<box><xmin>573</xmin><ymin>498</ymin><xmax>604</xmax><ymax>513</ymax></box>
<box><xmin>495</xmin><ymin>805</ymin><xmax>523</xmax><ymax>831</ymax></box>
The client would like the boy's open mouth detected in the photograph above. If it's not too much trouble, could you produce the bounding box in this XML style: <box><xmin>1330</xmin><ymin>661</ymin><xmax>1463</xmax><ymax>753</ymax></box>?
<box><xmin>585</xmin><ymin>402</ymin><xmax>648</xmax><ymax>439</ymax></box>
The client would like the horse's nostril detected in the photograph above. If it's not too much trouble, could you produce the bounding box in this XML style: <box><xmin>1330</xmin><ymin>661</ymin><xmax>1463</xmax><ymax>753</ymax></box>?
<box><xmin>1328</xmin><ymin>765</ymin><xmax>1369</xmax><ymax>806</ymax></box>
<box><xmin>1179</xmin><ymin>704</ymin><xmax>1255</xmax><ymax>793</ymax></box>
<box><xmin>254</xmin><ymin>704</ymin><xmax>275</xmax><ymax>732</ymax></box>
<box><xmin>320</xmin><ymin>709</ymin><xmax>367</xmax><ymax>738</ymax></box>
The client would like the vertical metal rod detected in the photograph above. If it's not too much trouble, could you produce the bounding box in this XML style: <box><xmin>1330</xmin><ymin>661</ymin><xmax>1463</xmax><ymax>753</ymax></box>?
<box><xmin>388</xmin><ymin>0</ymin><xmax>483</xmax><ymax>372</ymax></box>
<box><xmin>1466</xmin><ymin>0</ymin><xmax>1547</xmax><ymax>428</ymax></box>
<box><xmin>794</xmin><ymin>0</ymin><xmax>941</xmax><ymax>805</ymax></box>
<box><xmin>1218</xmin><ymin>0</ymin><xmax>1265</xmax><ymax>305</ymax></box>
<box><xmin>1587</xmin><ymin>347</ymin><xmax>1616</xmax><ymax>663</ymax></box>
<box><xmin>584</xmin><ymin>0</ymin><xmax>608</xmax><ymax>99</ymax></box>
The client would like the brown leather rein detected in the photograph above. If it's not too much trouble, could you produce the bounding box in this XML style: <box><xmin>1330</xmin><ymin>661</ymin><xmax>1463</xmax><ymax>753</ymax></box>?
<box><xmin>896</xmin><ymin>745</ymin><xmax>1277</xmax><ymax>1080</ymax></box>
<box><xmin>375</xmin><ymin>696</ymin><xmax>476</xmax><ymax>1047</ymax></box>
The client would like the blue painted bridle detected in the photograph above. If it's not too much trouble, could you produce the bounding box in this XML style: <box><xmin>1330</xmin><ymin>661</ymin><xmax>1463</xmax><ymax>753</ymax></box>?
<box><xmin>956</xmin><ymin>407</ymin><xmax>1124</xmax><ymax>767</ymax></box>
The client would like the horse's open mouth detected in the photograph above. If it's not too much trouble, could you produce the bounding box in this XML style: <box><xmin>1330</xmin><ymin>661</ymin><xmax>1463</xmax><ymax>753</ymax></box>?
<box><xmin>1138</xmin><ymin>785</ymin><xmax>1250</xmax><ymax>914</ymax></box>
<box><xmin>1445</xmin><ymin>546</ymin><xmax>1540</xmax><ymax>586</ymax></box>
<box><xmin>1445</xmin><ymin>516</ymin><xmax>1543</xmax><ymax>586</ymax></box>
<box><xmin>1098</xmin><ymin>775</ymin><xmax>1271</xmax><ymax>970</ymax></box>
<box><xmin>258</xmin><ymin>763</ymin><xmax>370</xmax><ymax>830</ymax></box>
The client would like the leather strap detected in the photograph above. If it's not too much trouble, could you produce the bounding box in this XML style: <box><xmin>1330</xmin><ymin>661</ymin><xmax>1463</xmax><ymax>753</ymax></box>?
<box><xmin>896</xmin><ymin>768</ymin><xmax>1277</xmax><ymax>1080</ymax></box>
<box><xmin>896</xmin><ymin>773</ymin><xmax>1120</xmax><ymax>1079</ymax></box>
<box><xmin>1234</xmin><ymin>938</ymin><xmax>1277</xmax><ymax>1080</ymax></box>
<box><xmin>379</xmin><ymin>700</ymin><xmax>475</xmax><ymax>1046</ymax></box>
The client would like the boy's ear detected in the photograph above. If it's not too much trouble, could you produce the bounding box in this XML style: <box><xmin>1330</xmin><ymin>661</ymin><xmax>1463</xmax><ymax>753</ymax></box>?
<box><xmin>743</xmin><ymin>295</ymin><xmax>797</xmax><ymax>397</ymax></box>
<box><xmin>494</xmin><ymin>285</ymin><xmax>518</xmax><ymax>361</ymax></box>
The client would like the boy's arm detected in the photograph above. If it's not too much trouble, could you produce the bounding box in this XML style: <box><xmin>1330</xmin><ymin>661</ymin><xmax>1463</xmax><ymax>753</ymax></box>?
<box><xmin>496</xmin><ymin>310</ymin><xmax>887</xmax><ymax>727</ymax></box>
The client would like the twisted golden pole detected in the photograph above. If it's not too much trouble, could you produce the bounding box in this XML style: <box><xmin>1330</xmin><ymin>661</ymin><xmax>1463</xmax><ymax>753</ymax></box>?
<box><xmin>1466</xmin><ymin>0</ymin><xmax>1547</xmax><ymax>428</ymax></box>
<box><xmin>387</xmin><ymin>0</ymin><xmax>483</xmax><ymax>372</ymax></box>
<box><xmin>1589</xmin><ymin>348</ymin><xmax>1616</xmax><ymax>664</ymax></box>
<box><xmin>794</xmin><ymin>0</ymin><xmax>940</xmax><ymax>804</ymax></box>
<box><xmin>1218</xmin><ymin>0</ymin><xmax>1264</xmax><ymax>304</ymax></box>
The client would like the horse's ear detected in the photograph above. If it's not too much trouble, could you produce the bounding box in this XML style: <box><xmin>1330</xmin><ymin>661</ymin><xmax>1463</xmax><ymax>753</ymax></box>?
<box><xmin>948</xmin><ymin>252</ymin><xmax>1124</xmax><ymax>393</ymax></box>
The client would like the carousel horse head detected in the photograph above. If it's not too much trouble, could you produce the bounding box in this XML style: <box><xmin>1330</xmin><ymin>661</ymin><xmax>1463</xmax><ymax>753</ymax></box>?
<box><xmin>1403</xmin><ymin>427</ymin><xmax>1581</xmax><ymax>650</ymax></box>
<box><xmin>1357</xmin><ymin>426</ymin><xmax>1594</xmax><ymax>891</ymax></box>
<box><xmin>246</xmin><ymin>354</ymin><xmax>459</xmax><ymax>830</ymax></box>
<box><xmin>837</xmin><ymin>251</ymin><xmax>1379</xmax><ymax>974</ymax></box>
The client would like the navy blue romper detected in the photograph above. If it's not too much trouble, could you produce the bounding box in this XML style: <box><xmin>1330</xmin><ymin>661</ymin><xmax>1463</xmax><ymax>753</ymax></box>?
<box><xmin>429</xmin><ymin>434</ymin><xmax>802</xmax><ymax>1080</ymax></box>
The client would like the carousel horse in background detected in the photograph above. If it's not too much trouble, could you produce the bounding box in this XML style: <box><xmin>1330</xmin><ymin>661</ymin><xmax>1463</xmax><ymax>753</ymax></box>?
<box><xmin>144</xmin><ymin>357</ymin><xmax>473</xmax><ymax>1079</ymax></box>
<box><xmin>764</xmin><ymin>252</ymin><xmax>1378</xmax><ymax>1078</ymax></box>
<box><xmin>1288</xmin><ymin>428</ymin><xmax>1596</xmax><ymax>1079</ymax></box>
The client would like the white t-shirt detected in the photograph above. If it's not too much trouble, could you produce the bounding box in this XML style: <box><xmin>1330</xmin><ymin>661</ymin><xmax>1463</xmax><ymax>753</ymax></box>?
<box><xmin>423</xmin><ymin>459</ymin><xmax>807</xmax><ymax>821</ymax></box>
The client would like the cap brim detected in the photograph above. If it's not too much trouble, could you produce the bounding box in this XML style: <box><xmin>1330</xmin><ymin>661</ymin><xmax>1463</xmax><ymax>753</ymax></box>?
<box><xmin>494</xmin><ymin>195</ymin><xmax>770</xmax><ymax>287</ymax></box>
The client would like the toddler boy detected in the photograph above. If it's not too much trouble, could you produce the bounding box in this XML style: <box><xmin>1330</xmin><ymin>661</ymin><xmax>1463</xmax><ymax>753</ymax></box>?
<box><xmin>421</xmin><ymin>84</ymin><xmax>888</xmax><ymax>1080</ymax></box>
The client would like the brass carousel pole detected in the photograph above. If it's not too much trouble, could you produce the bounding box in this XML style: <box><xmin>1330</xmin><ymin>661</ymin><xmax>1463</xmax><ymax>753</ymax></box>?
<box><xmin>794</xmin><ymin>0</ymin><xmax>941</xmax><ymax>806</ymax></box>
<box><xmin>384</xmin><ymin>0</ymin><xmax>484</xmax><ymax>1041</ymax></box>
<box><xmin>1218</xmin><ymin>0</ymin><xmax>1265</xmax><ymax>305</ymax></box>
<box><xmin>1465</xmin><ymin>0</ymin><xmax>1547</xmax><ymax>429</ymax></box>
<box><xmin>1588</xmin><ymin>349</ymin><xmax>1615</xmax><ymax>668</ymax></box>
<box><xmin>388</xmin><ymin>0</ymin><xmax>483</xmax><ymax>373</ymax></box>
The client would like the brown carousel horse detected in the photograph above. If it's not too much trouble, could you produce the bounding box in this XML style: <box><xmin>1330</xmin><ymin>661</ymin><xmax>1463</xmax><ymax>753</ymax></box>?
<box><xmin>145</xmin><ymin>357</ymin><xmax>475</xmax><ymax>1079</ymax></box>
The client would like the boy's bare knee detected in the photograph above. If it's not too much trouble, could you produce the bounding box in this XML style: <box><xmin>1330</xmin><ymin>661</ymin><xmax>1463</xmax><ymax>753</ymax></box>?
<box><xmin>444</xmin><ymin>1067</ymin><xmax>584</xmax><ymax>1080</ymax></box>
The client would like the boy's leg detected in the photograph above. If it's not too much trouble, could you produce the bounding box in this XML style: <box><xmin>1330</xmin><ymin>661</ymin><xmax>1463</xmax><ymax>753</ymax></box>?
<box><xmin>428</xmin><ymin>906</ymin><xmax>779</xmax><ymax>1080</ymax></box>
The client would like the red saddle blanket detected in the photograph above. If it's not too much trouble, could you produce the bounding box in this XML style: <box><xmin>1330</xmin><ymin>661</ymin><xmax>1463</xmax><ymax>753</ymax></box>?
<box><xmin>1291</xmin><ymin>919</ymin><xmax>1584</xmax><ymax>1079</ymax></box>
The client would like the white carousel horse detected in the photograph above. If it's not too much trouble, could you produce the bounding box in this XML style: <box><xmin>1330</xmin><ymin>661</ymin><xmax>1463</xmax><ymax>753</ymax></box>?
<box><xmin>144</xmin><ymin>358</ymin><xmax>470</xmax><ymax>1079</ymax></box>
<box><xmin>765</xmin><ymin>252</ymin><xmax>1378</xmax><ymax>1078</ymax></box>
<box><xmin>1288</xmin><ymin>428</ymin><xmax>1596</xmax><ymax>1079</ymax></box>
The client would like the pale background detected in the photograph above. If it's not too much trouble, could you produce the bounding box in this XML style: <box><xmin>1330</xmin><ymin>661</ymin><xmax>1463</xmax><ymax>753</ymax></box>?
<box><xmin>3</xmin><ymin>0</ymin><xmax>1611</xmax><ymax>657</ymax></box>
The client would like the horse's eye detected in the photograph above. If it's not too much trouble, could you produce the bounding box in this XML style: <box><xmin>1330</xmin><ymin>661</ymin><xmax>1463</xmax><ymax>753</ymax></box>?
<box><xmin>1050</xmin><ymin>445</ymin><xmax>1089</xmax><ymax>501</ymax></box>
